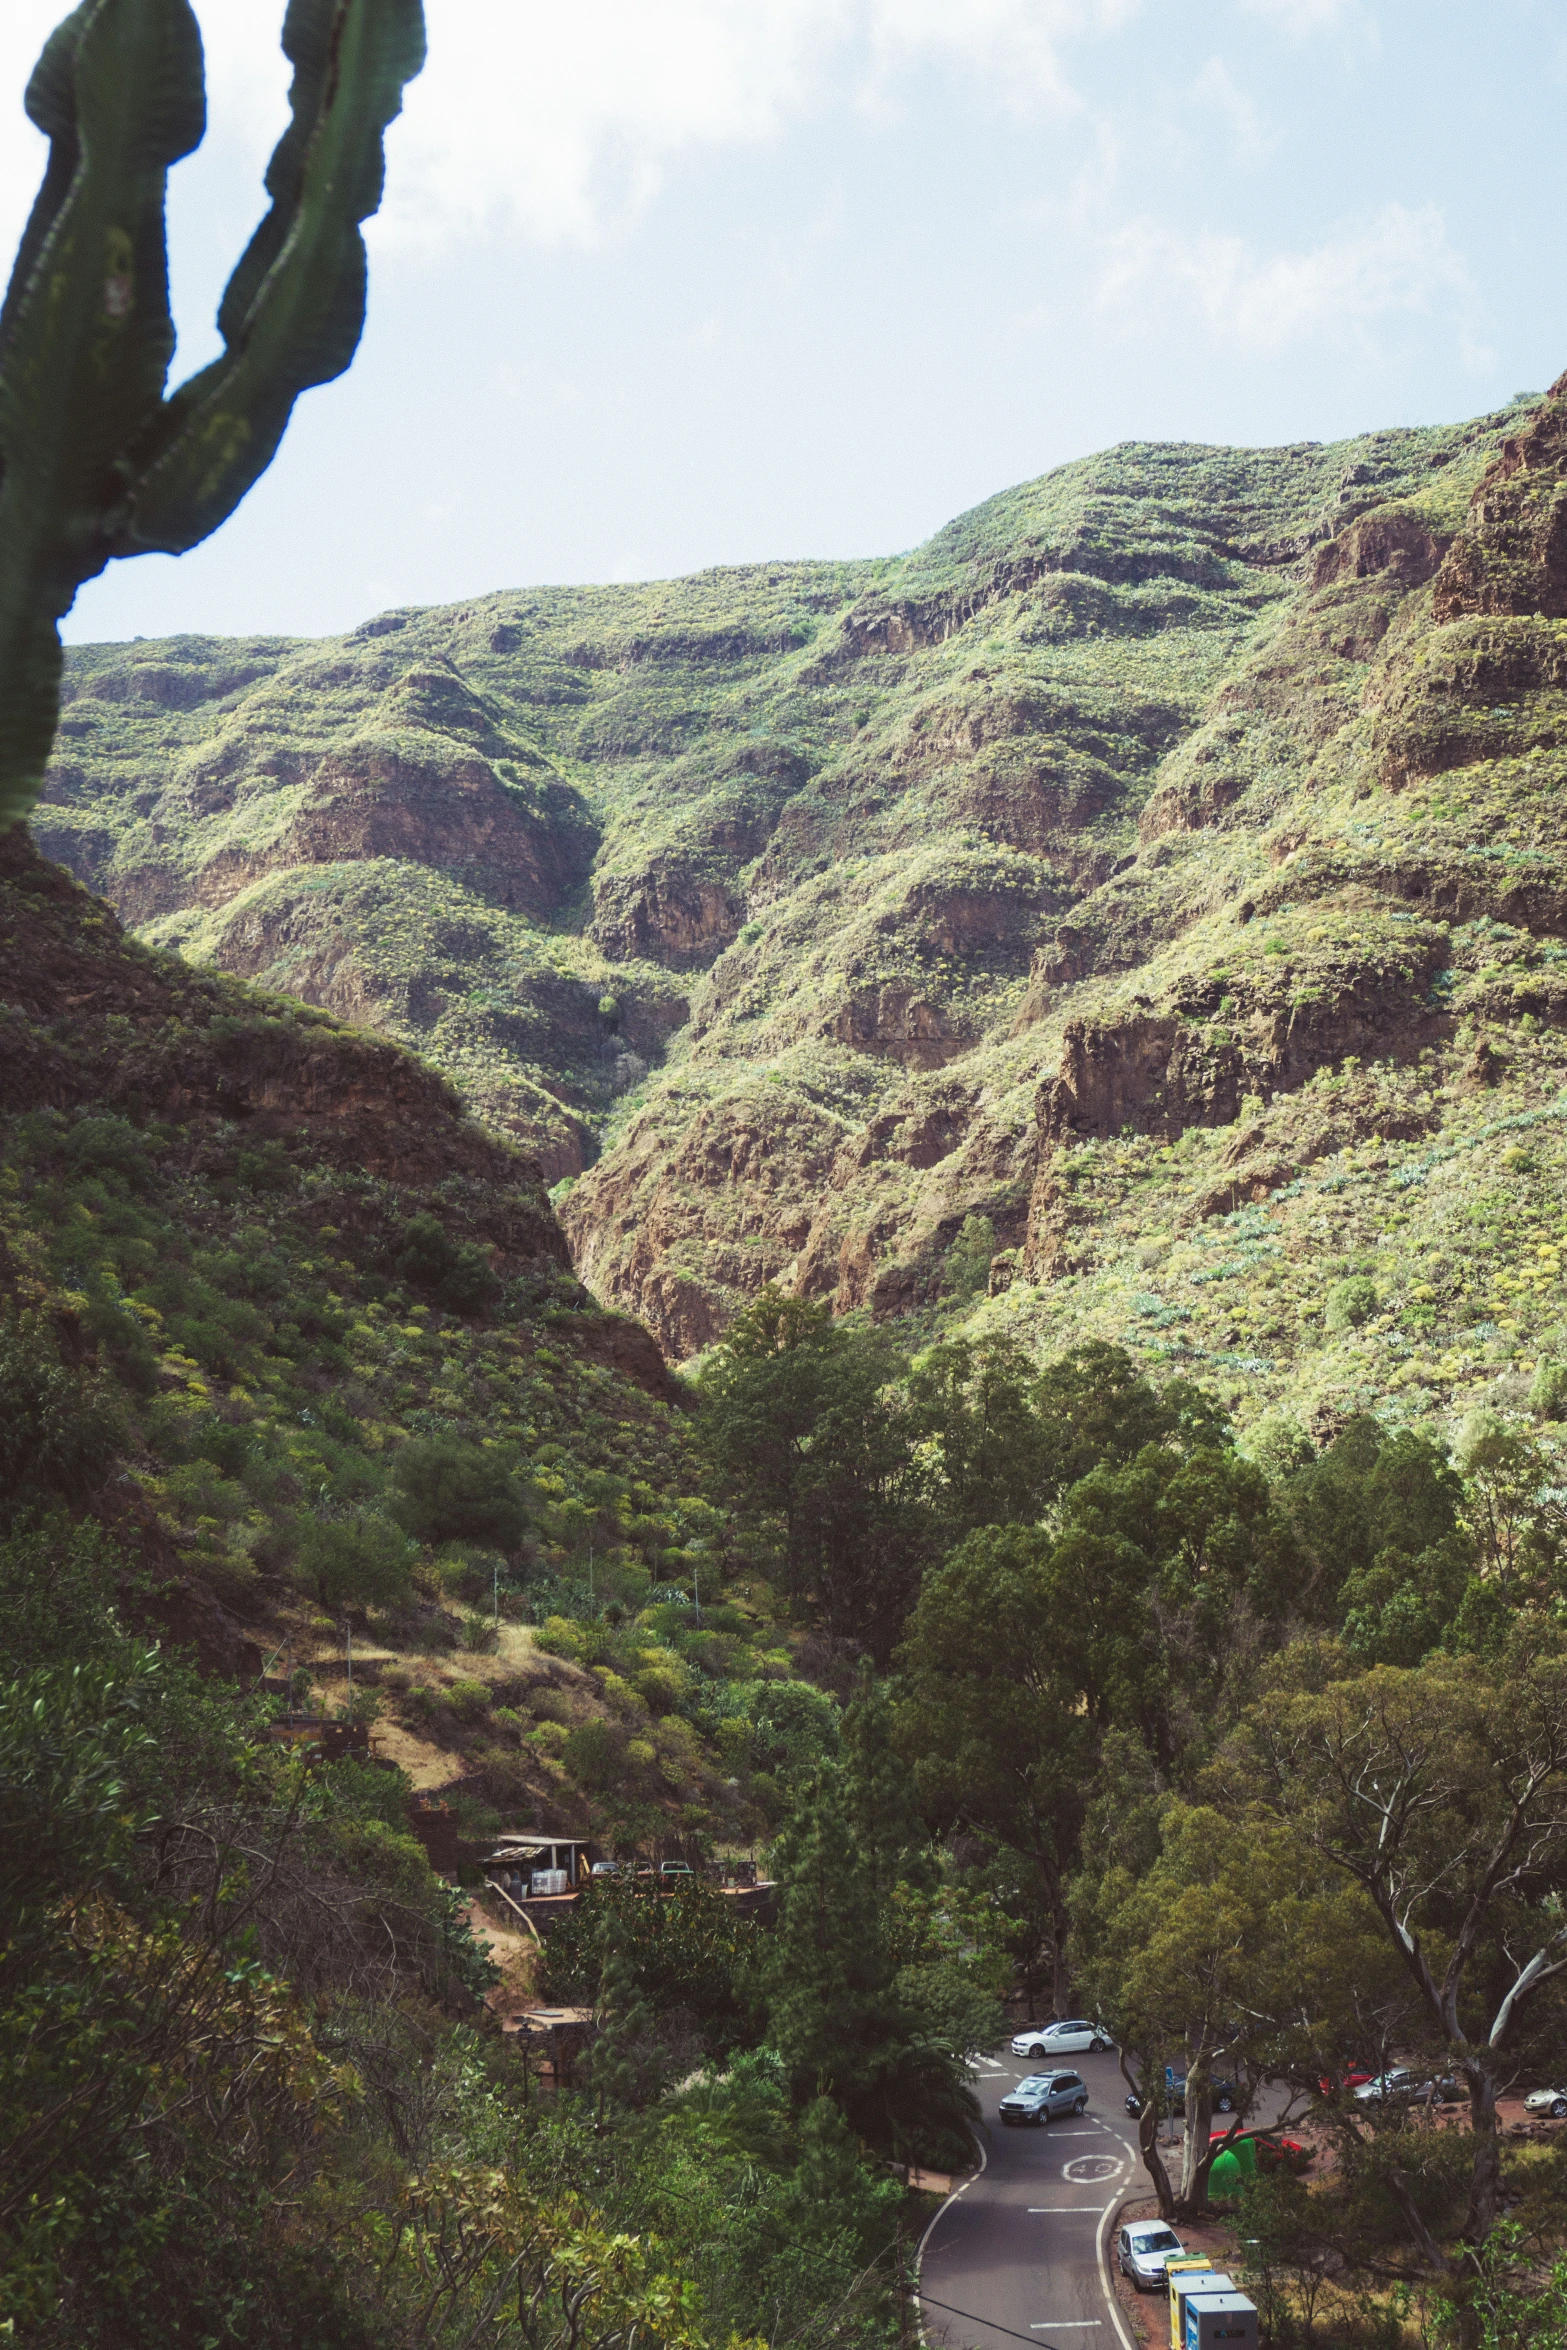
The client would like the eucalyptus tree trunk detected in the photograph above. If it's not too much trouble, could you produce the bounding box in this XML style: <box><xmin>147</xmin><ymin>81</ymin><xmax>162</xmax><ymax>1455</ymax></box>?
<box><xmin>1177</xmin><ymin>2046</ymin><xmax>1214</xmax><ymax>2216</ymax></box>
<box><xmin>1120</xmin><ymin>2049</ymin><xmax>1176</xmax><ymax>2222</ymax></box>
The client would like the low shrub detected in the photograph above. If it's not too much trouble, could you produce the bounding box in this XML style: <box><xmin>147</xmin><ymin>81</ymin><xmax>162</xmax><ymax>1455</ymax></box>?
<box><xmin>1325</xmin><ymin>1275</ymin><xmax>1379</xmax><ymax>1332</ymax></box>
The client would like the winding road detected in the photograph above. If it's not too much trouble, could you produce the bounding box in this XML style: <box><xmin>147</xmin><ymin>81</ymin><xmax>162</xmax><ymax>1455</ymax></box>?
<box><xmin>918</xmin><ymin>2047</ymin><xmax>1144</xmax><ymax>2350</ymax></box>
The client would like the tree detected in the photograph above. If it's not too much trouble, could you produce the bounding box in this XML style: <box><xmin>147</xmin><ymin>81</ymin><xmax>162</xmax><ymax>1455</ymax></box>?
<box><xmin>766</xmin><ymin>1772</ymin><xmax>976</xmax><ymax>2168</ymax></box>
<box><xmin>840</xmin><ymin>1662</ymin><xmax>930</xmax><ymax>1900</ymax></box>
<box><xmin>904</xmin><ymin>1336</ymin><xmax>1057</xmax><ymax>1536</ymax></box>
<box><xmin>1229</xmin><ymin>1634</ymin><xmax>1567</xmax><ymax>2344</ymax></box>
<box><xmin>294</xmin><ymin>1512</ymin><xmax>413</xmax><ymax>1612</ymax></box>
<box><xmin>389</xmin><ymin>1436</ymin><xmax>526</xmax><ymax>1550</ymax></box>
<box><xmin>1455</xmin><ymin>1414</ymin><xmax>1565</xmax><ymax>1608</ymax></box>
<box><xmin>894</xmin><ymin>1525</ymin><xmax>1096</xmax><ymax>2010</ymax></box>
<box><xmin>1072</xmin><ymin>1797</ymin><xmax>1394</xmax><ymax>2220</ymax></box>
<box><xmin>0</xmin><ymin>1313</ymin><xmax>122</xmax><ymax>1532</ymax></box>
<box><xmin>1031</xmin><ymin>1341</ymin><xmax>1188</xmax><ymax>1497</ymax></box>
<box><xmin>588</xmin><ymin>1928</ymin><xmax>661</xmax><ymax>2115</ymax></box>
<box><xmin>1287</xmin><ymin>1416</ymin><xmax>1474</xmax><ymax>1645</ymax></box>
<box><xmin>698</xmin><ymin>1287</ymin><xmax>927</xmax><ymax>1656</ymax></box>
<box><xmin>0</xmin><ymin>0</ymin><xmax>427</xmax><ymax>830</ymax></box>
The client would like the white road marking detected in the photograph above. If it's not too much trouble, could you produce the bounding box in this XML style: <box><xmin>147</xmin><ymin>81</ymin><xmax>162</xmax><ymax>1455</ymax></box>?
<box><xmin>914</xmin><ymin>2133</ymin><xmax>987</xmax><ymax>2347</ymax></box>
<box><xmin>1062</xmin><ymin>2158</ymin><xmax>1122</xmax><ymax>2182</ymax></box>
<box><xmin>1093</xmin><ymin>2119</ymin><xmax>1144</xmax><ymax>2350</ymax></box>
<box><xmin>1028</xmin><ymin>2206</ymin><xmax>1109</xmax><ymax>2214</ymax></box>
<box><xmin>1029</xmin><ymin>2323</ymin><xmax>1103</xmax><ymax>2330</ymax></box>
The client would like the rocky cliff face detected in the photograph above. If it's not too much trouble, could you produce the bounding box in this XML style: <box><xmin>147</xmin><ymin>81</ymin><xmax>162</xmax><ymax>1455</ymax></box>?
<box><xmin>0</xmin><ymin>825</ymin><xmax>675</xmax><ymax>1403</ymax></box>
<box><xmin>33</xmin><ymin>379</ymin><xmax>1567</xmax><ymax>1426</ymax></box>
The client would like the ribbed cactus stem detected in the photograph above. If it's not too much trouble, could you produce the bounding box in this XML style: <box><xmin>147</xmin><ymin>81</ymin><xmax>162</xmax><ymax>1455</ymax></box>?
<box><xmin>0</xmin><ymin>0</ymin><xmax>426</xmax><ymax>832</ymax></box>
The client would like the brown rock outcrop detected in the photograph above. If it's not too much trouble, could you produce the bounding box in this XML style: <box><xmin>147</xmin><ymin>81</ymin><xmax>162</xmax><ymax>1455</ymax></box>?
<box><xmin>829</xmin><ymin>987</ymin><xmax>973</xmax><ymax>1068</ymax></box>
<box><xmin>591</xmin><ymin>854</ymin><xmax>746</xmax><ymax>967</ymax></box>
<box><xmin>1309</xmin><ymin>507</ymin><xmax>1450</xmax><ymax>592</ymax></box>
<box><xmin>1432</xmin><ymin>369</ymin><xmax>1567</xmax><ymax>622</ymax></box>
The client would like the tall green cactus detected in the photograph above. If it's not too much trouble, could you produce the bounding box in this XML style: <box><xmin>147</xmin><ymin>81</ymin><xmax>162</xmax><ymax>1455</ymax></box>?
<box><xmin>0</xmin><ymin>0</ymin><xmax>426</xmax><ymax>831</ymax></box>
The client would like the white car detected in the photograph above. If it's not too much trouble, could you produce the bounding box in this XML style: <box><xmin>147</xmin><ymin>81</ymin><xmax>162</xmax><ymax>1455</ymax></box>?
<box><xmin>1116</xmin><ymin>2221</ymin><xmax>1185</xmax><ymax>2292</ymax></box>
<box><xmin>1011</xmin><ymin>2018</ymin><xmax>1113</xmax><ymax>2058</ymax></box>
<box><xmin>1524</xmin><ymin>2086</ymin><xmax>1567</xmax><ymax>2119</ymax></box>
<box><xmin>1355</xmin><ymin>2068</ymin><xmax>1460</xmax><ymax>2107</ymax></box>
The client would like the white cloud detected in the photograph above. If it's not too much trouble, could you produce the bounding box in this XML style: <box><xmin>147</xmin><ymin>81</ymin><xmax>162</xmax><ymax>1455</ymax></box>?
<box><xmin>1191</xmin><ymin>56</ymin><xmax>1271</xmax><ymax>161</ymax></box>
<box><xmin>1095</xmin><ymin>201</ymin><xmax>1477</xmax><ymax>356</ymax></box>
<box><xmin>860</xmin><ymin>0</ymin><xmax>1139</xmax><ymax>117</ymax></box>
<box><xmin>0</xmin><ymin>0</ymin><xmax>1139</xmax><ymax>272</ymax></box>
<box><xmin>1238</xmin><ymin>0</ymin><xmax>1354</xmax><ymax>31</ymax></box>
<box><xmin>374</xmin><ymin>0</ymin><xmax>1141</xmax><ymax>250</ymax></box>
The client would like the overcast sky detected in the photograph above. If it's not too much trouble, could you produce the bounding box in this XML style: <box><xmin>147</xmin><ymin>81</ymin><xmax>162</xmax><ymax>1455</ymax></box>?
<box><xmin>3</xmin><ymin>0</ymin><xmax>1564</xmax><ymax>644</ymax></box>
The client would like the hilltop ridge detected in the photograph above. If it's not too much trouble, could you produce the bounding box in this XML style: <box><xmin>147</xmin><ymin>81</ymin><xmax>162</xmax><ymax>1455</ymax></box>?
<box><xmin>29</xmin><ymin>375</ymin><xmax>1567</xmax><ymax>1432</ymax></box>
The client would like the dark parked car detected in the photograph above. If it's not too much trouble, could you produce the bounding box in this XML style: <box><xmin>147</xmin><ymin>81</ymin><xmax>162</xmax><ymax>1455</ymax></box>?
<box><xmin>1126</xmin><ymin>2073</ymin><xmax>1237</xmax><ymax>2118</ymax></box>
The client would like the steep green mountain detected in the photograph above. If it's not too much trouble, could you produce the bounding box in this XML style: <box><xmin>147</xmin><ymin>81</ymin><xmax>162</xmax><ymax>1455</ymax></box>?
<box><xmin>0</xmin><ymin>824</ymin><xmax>829</xmax><ymax>1860</ymax></box>
<box><xmin>32</xmin><ymin>376</ymin><xmax>1567</xmax><ymax>1434</ymax></box>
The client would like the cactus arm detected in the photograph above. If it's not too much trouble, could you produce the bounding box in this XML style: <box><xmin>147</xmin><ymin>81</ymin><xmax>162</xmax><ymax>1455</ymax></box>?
<box><xmin>0</xmin><ymin>0</ymin><xmax>205</xmax><ymax>827</ymax></box>
<box><xmin>0</xmin><ymin>0</ymin><xmax>424</xmax><ymax>833</ymax></box>
<box><xmin>122</xmin><ymin>0</ymin><xmax>427</xmax><ymax>555</ymax></box>
<box><xmin>0</xmin><ymin>8</ymin><xmax>91</xmax><ymax>367</ymax></box>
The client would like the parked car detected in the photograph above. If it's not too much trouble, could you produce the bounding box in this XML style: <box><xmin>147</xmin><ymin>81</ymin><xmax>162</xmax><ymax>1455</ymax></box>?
<box><xmin>1523</xmin><ymin>2087</ymin><xmax>1567</xmax><ymax>2119</ymax></box>
<box><xmin>1125</xmin><ymin>2074</ymin><xmax>1238</xmax><ymax>2117</ymax></box>
<box><xmin>590</xmin><ymin>1860</ymin><xmax>620</xmax><ymax>1877</ymax></box>
<box><xmin>1116</xmin><ymin>2221</ymin><xmax>1186</xmax><ymax>2292</ymax></box>
<box><xmin>1209</xmin><ymin>2126</ymin><xmax>1312</xmax><ymax>2175</ymax></box>
<box><xmin>1011</xmin><ymin>2018</ymin><xmax>1113</xmax><ymax>2058</ymax></box>
<box><xmin>998</xmin><ymin>2071</ymin><xmax>1089</xmax><ymax>2126</ymax></box>
<box><xmin>1355</xmin><ymin>2068</ymin><xmax>1460</xmax><ymax>2107</ymax></box>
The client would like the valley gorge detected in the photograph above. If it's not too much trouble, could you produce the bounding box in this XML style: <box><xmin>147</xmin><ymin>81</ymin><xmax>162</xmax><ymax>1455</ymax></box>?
<box><xmin>27</xmin><ymin>373</ymin><xmax>1567</xmax><ymax>1422</ymax></box>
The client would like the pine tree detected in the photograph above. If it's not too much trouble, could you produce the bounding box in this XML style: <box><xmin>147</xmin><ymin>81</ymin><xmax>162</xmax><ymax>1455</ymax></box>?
<box><xmin>767</xmin><ymin>1772</ymin><xmax>976</xmax><ymax>2165</ymax></box>
<box><xmin>589</xmin><ymin>1926</ymin><xmax>657</xmax><ymax>2117</ymax></box>
<box><xmin>841</xmin><ymin>1662</ymin><xmax>932</xmax><ymax>1900</ymax></box>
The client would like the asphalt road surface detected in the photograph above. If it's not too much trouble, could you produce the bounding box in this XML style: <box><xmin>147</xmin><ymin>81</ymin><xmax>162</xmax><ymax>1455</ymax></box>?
<box><xmin>918</xmin><ymin>2046</ymin><xmax>1145</xmax><ymax>2350</ymax></box>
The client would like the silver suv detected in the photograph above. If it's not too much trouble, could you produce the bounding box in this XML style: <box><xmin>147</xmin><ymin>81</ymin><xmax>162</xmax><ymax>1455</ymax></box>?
<box><xmin>998</xmin><ymin>2071</ymin><xmax>1088</xmax><ymax>2126</ymax></box>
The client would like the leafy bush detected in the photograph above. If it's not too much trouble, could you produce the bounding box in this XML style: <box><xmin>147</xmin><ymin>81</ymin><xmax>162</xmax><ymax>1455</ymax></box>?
<box><xmin>460</xmin><ymin>1608</ymin><xmax>500</xmax><ymax>1651</ymax></box>
<box><xmin>443</xmin><ymin>1677</ymin><xmax>491</xmax><ymax>1725</ymax></box>
<box><xmin>1529</xmin><ymin>1357</ymin><xmax>1567</xmax><ymax>1420</ymax></box>
<box><xmin>393</xmin><ymin>1212</ymin><xmax>499</xmax><ymax>1316</ymax></box>
<box><xmin>541</xmin><ymin>1875</ymin><xmax>765</xmax><ymax>2055</ymax></box>
<box><xmin>943</xmin><ymin>1213</ymin><xmax>996</xmax><ymax>1299</ymax></box>
<box><xmin>1325</xmin><ymin>1275</ymin><xmax>1379</xmax><ymax>1331</ymax></box>
<box><xmin>294</xmin><ymin>1514</ymin><xmax>415</xmax><ymax>1611</ymax></box>
<box><xmin>62</xmin><ymin>1114</ymin><xmax>152</xmax><ymax>1191</ymax></box>
<box><xmin>563</xmin><ymin>1719</ymin><xmax>626</xmax><ymax>1791</ymax></box>
<box><xmin>390</xmin><ymin>1437</ymin><xmax>526</xmax><ymax>1550</ymax></box>
<box><xmin>0</xmin><ymin>1315</ymin><xmax>122</xmax><ymax>1531</ymax></box>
